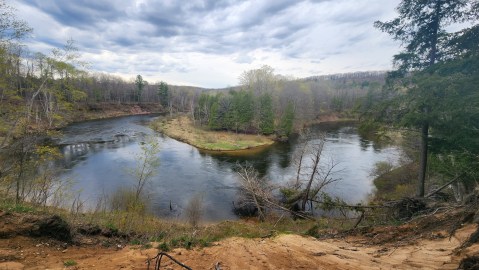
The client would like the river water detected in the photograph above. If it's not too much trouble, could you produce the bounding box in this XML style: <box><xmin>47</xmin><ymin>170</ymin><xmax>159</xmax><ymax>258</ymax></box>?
<box><xmin>56</xmin><ymin>115</ymin><xmax>401</xmax><ymax>221</ymax></box>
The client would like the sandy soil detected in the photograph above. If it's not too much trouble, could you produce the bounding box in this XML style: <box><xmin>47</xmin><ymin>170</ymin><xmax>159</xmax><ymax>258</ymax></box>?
<box><xmin>1</xmin><ymin>223</ymin><xmax>478</xmax><ymax>270</ymax></box>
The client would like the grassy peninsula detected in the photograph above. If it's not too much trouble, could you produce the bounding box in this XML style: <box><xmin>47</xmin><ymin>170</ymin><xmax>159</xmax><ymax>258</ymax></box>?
<box><xmin>151</xmin><ymin>115</ymin><xmax>275</xmax><ymax>151</ymax></box>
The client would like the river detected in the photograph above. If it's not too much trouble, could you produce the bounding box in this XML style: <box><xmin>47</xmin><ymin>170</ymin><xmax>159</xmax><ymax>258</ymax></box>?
<box><xmin>56</xmin><ymin>114</ymin><xmax>401</xmax><ymax>222</ymax></box>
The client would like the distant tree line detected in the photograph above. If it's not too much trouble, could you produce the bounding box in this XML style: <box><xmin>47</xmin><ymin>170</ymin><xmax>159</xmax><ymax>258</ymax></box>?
<box><xmin>192</xmin><ymin>66</ymin><xmax>384</xmax><ymax>137</ymax></box>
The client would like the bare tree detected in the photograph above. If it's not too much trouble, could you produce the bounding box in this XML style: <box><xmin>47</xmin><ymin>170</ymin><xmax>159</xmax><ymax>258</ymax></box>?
<box><xmin>235</xmin><ymin>163</ymin><xmax>274</xmax><ymax>221</ymax></box>
<box><xmin>184</xmin><ymin>193</ymin><xmax>203</xmax><ymax>227</ymax></box>
<box><xmin>128</xmin><ymin>136</ymin><xmax>160</xmax><ymax>201</ymax></box>
<box><xmin>287</xmin><ymin>131</ymin><xmax>340</xmax><ymax>213</ymax></box>
<box><xmin>301</xmin><ymin>136</ymin><xmax>326</xmax><ymax>211</ymax></box>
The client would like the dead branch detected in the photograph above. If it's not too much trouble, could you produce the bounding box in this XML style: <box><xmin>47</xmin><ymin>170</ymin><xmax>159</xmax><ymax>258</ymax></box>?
<box><xmin>425</xmin><ymin>174</ymin><xmax>463</xmax><ymax>198</ymax></box>
<box><xmin>147</xmin><ymin>252</ymin><xmax>192</xmax><ymax>270</ymax></box>
<box><xmin>235</xmin><ymin>163</ymin><xmax>274</xmax><ymax>221</ymax></box>
<box><xmin>353</xmin><ymin>211</ymin><xmax>365</xmax><ymax>228</ymax></box>
<box><xmin>302</xmin><ymin>136</ymin><xmax>325</xmax><ymax>211</ymax></box>
<box><xmin>309</xmin><ymin>199</ymin><xmax>391</xmax><ymax>209</ymax></box>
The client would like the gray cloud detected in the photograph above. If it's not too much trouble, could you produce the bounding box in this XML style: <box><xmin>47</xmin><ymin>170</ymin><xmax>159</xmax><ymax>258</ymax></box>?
<box><xmin>16</xmin><ymin>0</ymin><xmax>402</xmax><ymax>87</ymax></box>
<box><xmin>21</xmin><ymin>0</ymin><xmax>125</xmax><ymax>28</ymax></box>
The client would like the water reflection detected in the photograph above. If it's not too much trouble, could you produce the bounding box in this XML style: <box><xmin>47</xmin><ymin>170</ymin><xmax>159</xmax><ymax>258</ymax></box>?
<box><xmin>56</xmin><ymin>115</ymin><xmax>401</xmax><ymax>221</ymax></box>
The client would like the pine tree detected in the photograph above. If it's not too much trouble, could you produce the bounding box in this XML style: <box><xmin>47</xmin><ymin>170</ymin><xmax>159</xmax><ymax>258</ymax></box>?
<box><xmin>374</xmin><ymin>0</ymin><xmax>477</xmax><ymax>196</ymax></box>
<box><xmin>208</xmin><ymin>97</ymin><xmax>223</xmax><ymax>130</ymax></box>
<box><xmin>278</xmin><ymin>102</ymin><xmax>295</xmax><ymax>138</ymax></box>
<box><xmin>258</xmin><ymin>93</ymin><xmax>274</xmax><ymax>135</ymax></box>
<box><xmin>157</xmin><ymin>81</ymin><xmax>169</xmax><ymax>107</ymax></box>
<box><xmin>237</xmin><ymin>90</ymin><xmax>254</xmax><ymax>132</ymax></box>
<box><xmin>134</xmin><ymin>75</ymin><xmax>146</xmax><ymax>102</ymax></box>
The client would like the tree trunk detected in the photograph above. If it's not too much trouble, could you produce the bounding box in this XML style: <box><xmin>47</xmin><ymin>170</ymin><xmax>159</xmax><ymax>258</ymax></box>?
<box><xmin>252</xmin><ymin>193</ymin><xmax>265</xmax><ymax>222</ymax></box>
<box><xmin>301</xmin><ymin>142</ymin><xmax>323</xmax><ymax>211</ymax></box>
<box><xmin>417</xmin><ymin>1</ymin><xmax>440</xmax><ymax>196</ymax></box>
<box><xmin>418</xmin><ymin>121</ymin><xmax>428</xmax><ymax>197</ymax></box>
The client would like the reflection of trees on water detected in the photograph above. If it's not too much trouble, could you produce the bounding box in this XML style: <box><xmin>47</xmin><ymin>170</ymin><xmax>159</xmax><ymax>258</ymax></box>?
<box><xmin>59</xmin><ymin>135</ymin><xmax>134</xmax><ymax>168</ymax></box>
<box><xmin>277</xmin><ymin>143</ymin><xmax>292</xmax><ymax>169</ymax></box>
<box><xmin>315</xmin><ymin>122</ymin><xmax>392</xmax><ymax>152</ymax></box>
<box><xmin>359</xmin><ymin>139</ymin><xmax>371</xmax><ymax>151</ymax></box>
<box><xmin>200</xmin><ymin>146</ymin><xmax>290</xmax><ymax>178</ymax></box>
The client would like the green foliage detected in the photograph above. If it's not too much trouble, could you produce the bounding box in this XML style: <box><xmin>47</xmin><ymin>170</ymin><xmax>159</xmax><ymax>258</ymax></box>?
<box><xmin>158</xmin><ymin>242</ymin><xmax>170</xmax><ymax>251</ymax></box>
<box><xmin>368</xmin><ymin>0</ymin><xmax>479</xmax><ymax>196</ymax></box>
<box><xmin>373</xmin><ymin>163</ymin><xmax>418</xmax><ymax>200</ymax></box>
<box><xmin>63</xmin><ymin>260</ymin><xmax>77</xmax><ymax>267</ymax></box>
<box><xmin>208</xmin><ymin>99</ymin><xmax>221</xmax><ymax>130</ymax></box>
<box><xmin>278</xmin><ymin>102</ymin><xmax>295</xmax><ymax>138</ymax></box>
<box><xmin>223</xmin><ymin>90</ymin><xmax>255</xmax><ymax>132</ymax></box>
<box><xmin>370</xmin><ymin>161</ymin><xmax>394</xmax><ymax>178</ymax></box>
<box><xmin>106</xmin><ymin>222</ymin><xmax>118</xmax><ymax>233</ymax></box>
<box><xmin>304</xmin><ymin>224</ymin><xmax>320</xmax><ymax>238</ymax></box>
<box><xmin>0</xmin><ymin>0</ymin><xmax>33</xmax><ymax>44</ymax></box>
<box><xmin>204</xmin><ymin>90</ymin><xmax>263</xmax><ymax>133</ymax></box>
<box><xmin>166</xmin><ymin>235</ymin><xmax>214</xmax><ymax>250</ymax></box>
<box><xmin>258</xmin><ymin>93</ymin><xmax>275</xmax><ymax>135</ymax></box>
<box><xmin>0</xmin><ymin>201</ymin><xmax>35</xmax><ymax>213</ymax></box>
<box><xmin>374</xmin><ymin>0</ymin><xmax>475</xmax><ymax>73</ymax></box>
<box><xmin>157</xmin><ymin>81</ymin><xmax>169</xmax><ymax>107</ymax></box>
<box><xmin>401</xmin><ymin>55</ymin><xmax>479</xmax><ymax>185</ymax></box>
<box><xmin>135</xmin><ymin>74</ymin><xmax>146</xmax><ymax>102</ymax></box>
<box><xmin>130</xmin><ymin>239</ymin><xmax>142</xmax><ymax>245</ymax></box>
<box><xmin>279</xmin><ymin>188</ymin><xmax>298</xmax><ymax>200</ymax></box>
<box><xmin>331</xmin><ymin>96</ymin><xmax>344</xmax><ymax>112</ymax></box>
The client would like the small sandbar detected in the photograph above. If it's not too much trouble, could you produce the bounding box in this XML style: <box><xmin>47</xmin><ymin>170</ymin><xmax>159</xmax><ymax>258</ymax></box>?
<box><xmin>151</xmin><ymin>115</ymin><xmax>275</xmax><ymax>151</ymax></box>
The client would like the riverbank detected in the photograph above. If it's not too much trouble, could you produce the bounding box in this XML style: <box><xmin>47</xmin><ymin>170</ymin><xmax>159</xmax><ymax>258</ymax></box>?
<box><xmin>305</xmin><ymin>113</ymin><xmax>357</xmax><ymax>125</ymax></box>
<box><xmin>0</xmin><ymin>103</ymin><xmax>162</xmax><ymax>146</ymax></box>
<box><xmin>72</xmin><ymin>102</ymin><xmax>162</xmax><ymax>123</ymax></box>
<box><xmin>151</xmin><ymin>115</ymin><xmax>275</xmax><ymax>151</ymax></box>
<box><xmin>1</xmin><ymin>201</ymin><xmax>478</xmax><ymax>269</ymax></box>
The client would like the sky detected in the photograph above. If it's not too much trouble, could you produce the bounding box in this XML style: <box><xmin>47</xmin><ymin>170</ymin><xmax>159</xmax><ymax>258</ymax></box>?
<box><xmin>15</xmin><ymin>0</ymin><xmax>401</xmax><ymax>88</ymax></box>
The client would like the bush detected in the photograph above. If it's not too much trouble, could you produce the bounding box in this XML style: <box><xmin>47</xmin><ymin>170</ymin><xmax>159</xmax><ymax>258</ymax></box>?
<box><xmin>109</xmin><ymin>188</ymin><xmax>146</xmax><ymax>214</ymax></box>
<box><xmin>184</xmin><ymin>194</ymin><xmax>203</xmax><ymax>227</ymax></box>
<box><xmin>158</xmin><ymin>242</ymin><xmax>170</xmax><ymax>252</ymax></box>
<box><xmin>370</xmin><ymin>161</ymin><xmax>394</xmax><ymax>178</ymax></box>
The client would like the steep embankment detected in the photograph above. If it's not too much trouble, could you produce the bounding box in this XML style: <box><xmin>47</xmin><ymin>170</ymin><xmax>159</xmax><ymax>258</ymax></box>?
<box><xmin>73</xmin><ymin>103</ymin><xmax>162</xmax><ymax>122</ymax></box>
<box><xmin>1</xmin><ymin>209</ymin><xmax>479</xmax><ymax>269</ymax></box>
<box><xmin>0</xmin><ymin>225</ymin><xmax>476</xmax><ymax>269</ymax></box>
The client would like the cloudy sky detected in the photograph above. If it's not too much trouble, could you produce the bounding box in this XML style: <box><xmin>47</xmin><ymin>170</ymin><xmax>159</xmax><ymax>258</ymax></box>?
<box><xmin>15</xmin><ymin>0</ymin><xmax>401</xmax><ymax>88</ymax></box>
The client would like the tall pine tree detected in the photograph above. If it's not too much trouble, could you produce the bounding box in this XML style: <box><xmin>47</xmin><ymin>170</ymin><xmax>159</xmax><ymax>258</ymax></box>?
<box><xmin>374</xmin><ymin>0</ymin><xmax>477</xmax><ymax>196</ymax></box>
<box><xmin>258</xmin><ymin>93</ymin><xmax>274</xmax><ymax>135</ymax></box>
<box><xmin>157</xmin><ymin>81</ymin><xmax>169</xmax><ymax>107</ymax></box>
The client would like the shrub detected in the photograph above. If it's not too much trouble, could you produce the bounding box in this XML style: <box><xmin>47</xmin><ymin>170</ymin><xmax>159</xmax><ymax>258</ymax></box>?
<box><xmin>184</xmin><ymin>194</ymin><xmax>203</xmax><ymax>227</ymax></box>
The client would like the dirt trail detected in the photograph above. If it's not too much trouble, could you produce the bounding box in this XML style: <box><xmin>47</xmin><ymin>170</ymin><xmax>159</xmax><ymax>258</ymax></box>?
<box><xmin>0</xmin><ymin>224</ymin><xmax>478</xmax><ymax>270</ymax></box>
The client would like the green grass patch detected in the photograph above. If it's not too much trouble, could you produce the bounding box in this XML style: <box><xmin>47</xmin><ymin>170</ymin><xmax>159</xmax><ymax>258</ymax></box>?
<box><xmin>158</xmin><ymin>242</ymin><xmax>170</xmax><ymax>252</ymax></box>
<box><xmin>0</xmin><ymin>199</ymin><xmax>37</xmax><ymax>213</ymax></box>
<box><xmin>304</xmin><ymin>224</ymin><xmax>321</xmax><ymax>238</ymax></box>
<box><xmin>63</xmin><ymin>260</ymin><xmax>77</xmax><ymax>267</ymax></box>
